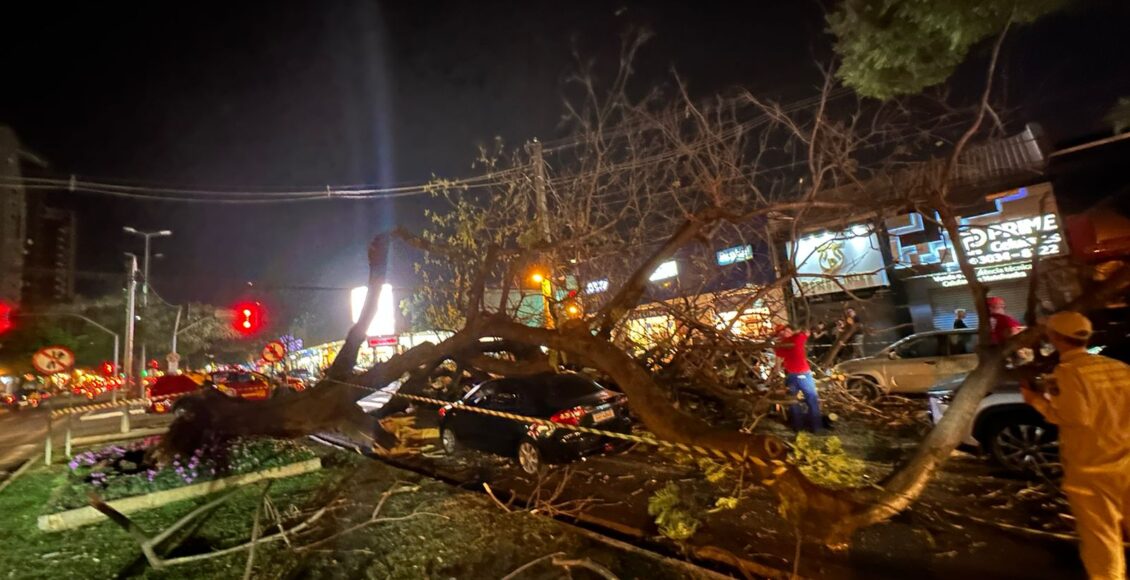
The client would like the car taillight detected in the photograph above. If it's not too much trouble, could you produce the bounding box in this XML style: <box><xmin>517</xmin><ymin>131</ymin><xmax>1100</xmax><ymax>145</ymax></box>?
<box><xmin>438</xmin><ymin>406</ymin><xmax>447</xmax><ymax>419</ymax></box>
<box><xmin>550</xmin><ymin>406</ymin><xmax>586</xmax><ymax>425</ymax></box>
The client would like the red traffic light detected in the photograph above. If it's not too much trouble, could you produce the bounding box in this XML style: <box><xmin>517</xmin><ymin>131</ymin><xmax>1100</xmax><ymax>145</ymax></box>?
<box><xmin>0</xmin><ymin>301</ymin><xmax>12</xmax><ymax>335</ymax></box>
<box><xmin>231</xmin><ymin>301</ymin><xmax>266</xmax><ymax>336</ymax></box>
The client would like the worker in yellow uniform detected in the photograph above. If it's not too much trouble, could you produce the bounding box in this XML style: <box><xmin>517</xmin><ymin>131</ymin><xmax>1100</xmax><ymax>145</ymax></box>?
<box><xmin>1022</xmin><ymin>311</ymin><xmax>1130</xmax><ymax>580</ymax></box>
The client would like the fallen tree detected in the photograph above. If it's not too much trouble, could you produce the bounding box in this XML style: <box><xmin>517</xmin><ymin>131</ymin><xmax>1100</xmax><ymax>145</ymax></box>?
<box><xmin>161</xmin><ymin>31</ymin><xmax>1130</xmax><ymax>548</ymax></box>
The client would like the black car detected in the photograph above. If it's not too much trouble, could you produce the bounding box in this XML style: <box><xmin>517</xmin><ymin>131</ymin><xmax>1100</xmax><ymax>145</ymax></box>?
<box><xmin>437</xmin><ymin>373</ymin><xmax>631</xmax><ymax>474</ymax></box>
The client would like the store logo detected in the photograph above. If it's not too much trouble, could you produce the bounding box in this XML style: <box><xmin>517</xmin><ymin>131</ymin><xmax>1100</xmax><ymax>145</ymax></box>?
<box><xmin>816</xmin><ymin>240</ymin><xmax>846</xmax><ymax>273</ymax></box>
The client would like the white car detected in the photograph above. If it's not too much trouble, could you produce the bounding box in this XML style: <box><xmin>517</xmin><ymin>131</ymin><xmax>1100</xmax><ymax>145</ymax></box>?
<box><xmin>834</xmin><ymin>329</ymin><xmax>978</xmax><ymax>396</ymax></box>
<box><xmin>356</xmin><ymin>379</ymin><xmax>403</xmax><ymax>414</ymax></box>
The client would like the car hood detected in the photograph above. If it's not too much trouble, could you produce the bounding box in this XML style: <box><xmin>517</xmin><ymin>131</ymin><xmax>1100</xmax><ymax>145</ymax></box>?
<box><xmin>927</xmin><ymin>373</ymin><xmax>1021</xmax><ymax>396</ymax></box>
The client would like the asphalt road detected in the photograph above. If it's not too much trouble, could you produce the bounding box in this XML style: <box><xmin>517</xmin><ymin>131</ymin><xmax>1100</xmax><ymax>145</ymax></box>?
<box><xmin>0</xmin><ymin>395</ymin><xmax>171</xmax><ymax>477</ymax></box>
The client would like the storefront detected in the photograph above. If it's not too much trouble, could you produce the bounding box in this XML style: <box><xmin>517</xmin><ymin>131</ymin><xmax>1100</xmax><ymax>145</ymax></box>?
<box><xmin>620</xmin><ymin>285</ymin><xmax>787</xmax><ymax>351</ymax></box>
<box><xmin>782</xmin><ymin>223</ymin><xmax>901</xmax><ymax>355</ymax></box>
<box><xmin>890</xmin><ymin>183</ymin><xmax>1066</xmax><ymax>332</ymax></box>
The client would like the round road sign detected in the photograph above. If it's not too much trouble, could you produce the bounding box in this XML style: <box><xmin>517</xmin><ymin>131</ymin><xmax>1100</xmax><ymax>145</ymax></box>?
<box><xmin>32</xmin><ymin>346</ymin><xmax>76</xmax><ymax>375</ymax></box>
<box><xmin>262</xmin><ymin>340</ymin><xmax>286</xmax><ymax>363</ymax></box>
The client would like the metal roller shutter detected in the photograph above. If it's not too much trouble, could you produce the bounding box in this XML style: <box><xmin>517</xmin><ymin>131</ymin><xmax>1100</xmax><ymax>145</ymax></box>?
<box><xmin>928</xmin><ymin>281</ymin><xmax>1033</xmax><ymax>331</ymax></box>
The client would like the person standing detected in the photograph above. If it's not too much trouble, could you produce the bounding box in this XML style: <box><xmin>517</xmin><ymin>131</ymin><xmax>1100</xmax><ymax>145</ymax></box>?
<box><xmin>773</xmin><ymin>324</ymin><xmax>823</xmax><ymax>433</ymax></box>
<box><xmin>987</xmin><ymin>296</ymin><xmax>1022</xmax><ymax>345</ymax></box>
<box><xmin>953</xmin><ymin>308</ymin><xmax>968</xmax><ymax>329</ymax></box>
<box><xmin>843</xmin><ymin>307</ymin><xmax>865</xmax><ymax>359</ymax></box>
<box><xmin>1022</xmin><ymin>312</ymin><xmax>1130</xmax><ymax>580</ymax></box>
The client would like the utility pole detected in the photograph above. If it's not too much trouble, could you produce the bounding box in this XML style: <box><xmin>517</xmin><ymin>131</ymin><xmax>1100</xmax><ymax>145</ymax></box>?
<box><xmin>123</xmin><ymin>227</ymin><xmax>171</xmax><ymax>383</ymax></box>
<box><xmin>123</xmin><ymin>254</ymin><xmax>138</xmax><ymax>398</ymax></box>
<box><xmin>530</xmin><ymin>139</ymin><xmax>551</xmax><ymax>243</ymax></box>
<box><xmin>527</xmin><ymin>139</ymin><xmax>557</xmax><ymax>335</ymax></box>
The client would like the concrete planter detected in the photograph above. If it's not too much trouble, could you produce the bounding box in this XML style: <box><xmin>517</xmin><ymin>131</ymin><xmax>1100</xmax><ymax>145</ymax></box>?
<box><xmin>38</xmin><ymin>457</ymin><xmax>322</xmax><ymax>532</ymax></box>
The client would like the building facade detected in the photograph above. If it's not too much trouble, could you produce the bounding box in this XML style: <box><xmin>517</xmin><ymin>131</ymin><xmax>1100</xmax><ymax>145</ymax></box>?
<box><xmin>0</xmin><ymin>127</ymin><xmax>27</xmax><ymax>305</ymax></box>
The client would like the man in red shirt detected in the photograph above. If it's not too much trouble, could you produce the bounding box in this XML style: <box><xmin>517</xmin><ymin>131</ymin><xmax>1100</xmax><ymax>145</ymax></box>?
<box><xmin>987</xmin><ymin>296</ymin><xmax>1022</xmax><ymax>345</ymax></box>
<box><xmin>773</xmin><ymin>324</ymin><xmax>823</xmax><ymax>433</ymax></box>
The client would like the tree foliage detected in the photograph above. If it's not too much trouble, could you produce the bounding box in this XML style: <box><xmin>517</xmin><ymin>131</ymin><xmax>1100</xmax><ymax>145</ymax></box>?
<box><xmin>827</xmin><ymin>0</ymin><xmax>1068</xmax><ymax>99</ymax></box>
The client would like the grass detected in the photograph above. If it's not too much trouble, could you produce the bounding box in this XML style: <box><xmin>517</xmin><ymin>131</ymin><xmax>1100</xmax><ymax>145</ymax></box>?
<box><xmin>0</xmin><ymin>454</ymin><xmax>337</xmax><ymax>579</ymax></box>
<box><xmin>0</xmin><ymin>442</ymin><xmax>711</xmax><ymax>579</ymax></box>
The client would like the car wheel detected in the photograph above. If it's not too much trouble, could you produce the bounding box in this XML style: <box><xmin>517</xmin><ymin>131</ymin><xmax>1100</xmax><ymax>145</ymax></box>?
<box><xmin>987</xmin><ymin>419</ymin><xmax>1060</xmax><ymax>474</ymax></box>
<box><xmin>845</xmin><ymin>377</ymin><xmax>882</xmax><ymax>401</ymax></box>
<box><xmin>517</xmin><ymin>439</ymin><xmax>545</xmax><ymax>476</ymax></box>
<box><xmin>440</xmin><ymin>427</ymin><xmax>460</xmax><ymax>455</ymax></box>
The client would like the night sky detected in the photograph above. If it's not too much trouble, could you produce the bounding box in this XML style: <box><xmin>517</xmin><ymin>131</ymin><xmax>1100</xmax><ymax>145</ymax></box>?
<box><xmin>3</xmin><ymin>1</ymin><xmax>1128</xmax><ymax>340</ymax></box>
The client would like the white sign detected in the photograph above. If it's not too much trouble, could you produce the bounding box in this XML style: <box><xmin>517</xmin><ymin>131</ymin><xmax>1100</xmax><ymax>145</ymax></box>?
<box><xmin>960</xmin><ymin>213</ymin><xmax>1063</xmax><ymax>267</ymax></box>
<box><xmin>929</xmin><ymin>262</ymin><xmax>1033</xmax><ymax>287</ymax></box>
<box><xmin>350</xmin><ymin>284</ymin><xmax>396</xmax><ymax>337</ymax></box>
<box><xmin>716</xmin><ymin>244</ymin><xmax>753</xmax><ymax>266</ymax></box>
<box><xmin>649</xmin><ymin>260</ymin><xmax>678</xmax><ymax>282</ymax></box>
<box><xmin>789</xmin><ymin>225</ymin><xmax>889</xmax><ymax>296</ymax></box>
<box><xmin>585</xmin><ymin>279</ymin><xmax>609</xmax><ymax>294</ymax></box>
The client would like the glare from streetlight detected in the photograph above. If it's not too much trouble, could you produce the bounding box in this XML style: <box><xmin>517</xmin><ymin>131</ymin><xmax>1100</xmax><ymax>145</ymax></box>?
<box><xmin>123</xmin><ymin>226</ymin><xmax>139</xmax><ymax>234</ymax></box>
<box><xmin>530</xmin><ymin>272</ymin><xmax>545</xmax><ymax>284</ymax></box>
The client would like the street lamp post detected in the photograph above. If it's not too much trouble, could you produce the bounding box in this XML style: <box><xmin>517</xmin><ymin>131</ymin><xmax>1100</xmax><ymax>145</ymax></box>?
<box><xmin>123</xmin><ymin>227</ymin><xmax>171</xmax><ymax>386</ymax></box>
<box><xmin>123</xmin><ymin>227</ymin><xmax>172</xmax><ymax>309</ymax></box>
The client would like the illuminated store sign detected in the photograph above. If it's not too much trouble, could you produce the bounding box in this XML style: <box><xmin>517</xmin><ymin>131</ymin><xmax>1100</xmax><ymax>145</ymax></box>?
<box><xmin>961</xmin><ymin>214</ymin><xmax>1063</xmax><ymax>267</ymax></box>
<box><xmin>788</xmin><ymin>225</ymin><xmax>889</xmax><ymax>296</ymax></box>
<box><xmin>929</xmin><ymin>262</ymin><xmax>1033</xmax><ymax>287</ymax></box>
<box><xmin>716</xmin><ymin>244</ymin><xmax>753</xmax><ymax>266</ymax></box>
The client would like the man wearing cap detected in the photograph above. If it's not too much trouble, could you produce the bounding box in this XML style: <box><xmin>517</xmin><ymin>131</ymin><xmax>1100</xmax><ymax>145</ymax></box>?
<box><xmin>773</xmin><ymin>324</ymin><xmax>822</xmax><ymax>433</ymax></box>
<box><xmin>1022</xmin><ymin>311</ymin><xmax>1130</xmax><ymax>579</ymax></box>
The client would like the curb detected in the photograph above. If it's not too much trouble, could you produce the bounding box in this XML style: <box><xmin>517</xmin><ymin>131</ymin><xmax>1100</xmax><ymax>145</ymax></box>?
<box><xmin>38</xmin><ymin>457</ymin><xmax>322</xmax><ymax>532</ymax></box>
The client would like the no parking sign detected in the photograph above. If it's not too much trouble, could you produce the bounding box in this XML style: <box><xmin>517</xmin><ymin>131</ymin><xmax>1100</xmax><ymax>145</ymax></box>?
<box><xmin>32</xmin><ymin>346</ymin><xmax>75</xmax><ymax>375</ymax></box>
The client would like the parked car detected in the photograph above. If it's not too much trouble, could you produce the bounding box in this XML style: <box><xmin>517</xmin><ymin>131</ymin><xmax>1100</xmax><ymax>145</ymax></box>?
<box><xmin>283</xmin><ymin>369</ymin><xmax>316</xmax><ymax>391</ymax></box>
<box><xmin>927</xmin><ymin>337</ymin><xmax>1130</xmax><ymax>475</ymax></box>
<box><xmin>438</xmin><ymin>373</ymin><xmax>631</xmax><ymax>474</ymax></box>
<box><xmin>146</xmin><ymin>374</ymin><xmax>205</xmax><ymax>413</ymax></box>
<box><xmin>834</xmin><ymin>329</ymin><xmax>978</xmax><ymax>397</ymax></box>
<box><xmin>210</xmin><ymin>370</ymin><xmax>275</xmax><ymax>400</ymax></box>
<box><xmin>927</xmin><ymin>376</ymin><xmax>1058</xmax><ymax>474</ymax></box>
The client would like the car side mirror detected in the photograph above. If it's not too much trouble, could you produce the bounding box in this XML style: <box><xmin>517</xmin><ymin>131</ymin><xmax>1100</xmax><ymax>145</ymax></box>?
<box><xmin>887</xmin><ymin>351</ymin><xmax>899</xmax><ymax>360</ymax></box>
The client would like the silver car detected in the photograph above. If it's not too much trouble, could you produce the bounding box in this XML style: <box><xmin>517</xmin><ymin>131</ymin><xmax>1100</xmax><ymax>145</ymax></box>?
<box><xmin>834</xmin><ymin>329</ymin><xmax>978</xmax><ymax>396</ymax></box>
<box><xmin>927</xmin><ymin>376</ymin><xmax>1059</xmax><ymax>474</ymax></box>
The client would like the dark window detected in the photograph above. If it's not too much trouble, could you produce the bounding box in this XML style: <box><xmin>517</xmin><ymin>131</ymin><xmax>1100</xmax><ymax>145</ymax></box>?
<box><xmin>946</xmin><ymin>332</ymin><xmax>976</xmax><ymax>355</ymax></box>
<box><xmin>895</xmin><ymin>336</ymin><xmax>942</xmax><ymax>359</ymax></box>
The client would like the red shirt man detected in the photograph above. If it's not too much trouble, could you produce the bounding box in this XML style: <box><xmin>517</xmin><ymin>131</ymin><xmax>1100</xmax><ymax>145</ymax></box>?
<box><xmin>987</xmin><ymin>297</ymin><xmax>1022</xmax><ymax>345</ymax></box>
<box><xmin>773</xmin><ymin>326</ymin><xmax>811</xmax><ymax>374</ymax></box>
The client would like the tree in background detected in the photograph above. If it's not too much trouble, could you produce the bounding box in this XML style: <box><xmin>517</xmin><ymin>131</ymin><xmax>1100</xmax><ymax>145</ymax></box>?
<box><xmin>827</xmin><ymin>0</ymin><xmax>1069</xmax><ymax>99</ymax></box>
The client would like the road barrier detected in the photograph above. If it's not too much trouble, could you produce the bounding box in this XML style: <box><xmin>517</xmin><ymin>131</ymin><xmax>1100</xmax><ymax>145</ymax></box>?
<box><xmin>44</xmin><ymin>394</ymin><xmax>184</xmax><ymax>465</ymax></box>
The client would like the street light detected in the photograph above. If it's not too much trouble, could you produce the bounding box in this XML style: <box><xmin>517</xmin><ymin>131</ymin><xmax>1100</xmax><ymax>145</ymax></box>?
<box><xmin>122</xmin><ymin>227</ymin><xmax>172</xmax><ymax>307</ymax></box>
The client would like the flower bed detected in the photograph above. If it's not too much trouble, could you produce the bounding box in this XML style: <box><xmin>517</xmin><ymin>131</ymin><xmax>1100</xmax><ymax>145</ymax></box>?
<box><xmin>51</xmin><ymin>436</ymin><xmax>317</xmax><ymax>513</ymax></box>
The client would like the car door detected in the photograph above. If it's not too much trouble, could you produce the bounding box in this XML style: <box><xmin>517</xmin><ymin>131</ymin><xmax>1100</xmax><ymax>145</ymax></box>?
<box><xmin>883</xmin><ymin>335</ymin><xmax>948</xmax><ymax>393</ymax></box>
<box><xmin>938</xmin><ymin>331</ymin><xmax>979</xmax><ymax>382</ymax></box>
<box><xmin>448</xmin><ymin>381</ymin><xmax>497</xmax><ymax>451</ymax></box>
<box><xmin>475</xmin><ymin>382</ymin><xmax>535</xmax><ymax>454</ymax></box>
